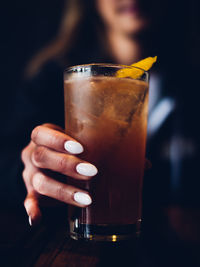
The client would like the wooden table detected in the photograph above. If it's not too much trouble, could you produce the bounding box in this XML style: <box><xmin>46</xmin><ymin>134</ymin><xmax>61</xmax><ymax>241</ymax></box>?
<box><xmin>1</xmin><ymin>204</ymin><xmax>200</xmax><ymax>267</ymax></box>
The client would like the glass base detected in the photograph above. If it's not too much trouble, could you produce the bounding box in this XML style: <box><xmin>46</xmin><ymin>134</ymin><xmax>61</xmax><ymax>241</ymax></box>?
<box><xmin>69</xmin><ymin>219</ymin><xmax>141</xmax><ymax>242</ymax></box>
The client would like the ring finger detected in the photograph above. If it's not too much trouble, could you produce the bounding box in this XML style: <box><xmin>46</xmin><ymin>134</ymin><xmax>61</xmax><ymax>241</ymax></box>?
<box><xmin>32</xmin><ymin>171</ymin><xmax>92</xmax><ymax>207</ymax></box>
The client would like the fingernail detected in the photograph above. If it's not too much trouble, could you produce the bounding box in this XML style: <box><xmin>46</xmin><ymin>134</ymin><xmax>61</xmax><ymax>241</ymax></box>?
<box><xmin>64</xmin><ymin>140</ymin><xmax>84</xmax><ymax>154</ymax></box>
<box><xmin>76</xmin><ymin>163</ymin><xmax>98</xmax><ymax>177</ymax></box>
<box><xmin>74</xmin><ymin>192</ymin><xmax>92</xmax><ymax>206</ymax></box>
<box><xmin>28</xmin><ymin>216</ymin><xmax>32</xmax><ymax>226</ymax></box>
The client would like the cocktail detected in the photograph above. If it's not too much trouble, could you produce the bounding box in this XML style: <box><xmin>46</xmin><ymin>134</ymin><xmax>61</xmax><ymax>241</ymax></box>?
<box><xmin>64</xmin><ymin>63</ymin><xmax>149</xmax><ymax>241</ymax></box>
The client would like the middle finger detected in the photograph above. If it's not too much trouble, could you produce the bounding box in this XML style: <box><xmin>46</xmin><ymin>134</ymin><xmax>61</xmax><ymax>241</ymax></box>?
<box><xmin>32</xmin><ymin>146</ymin><xmax>98</xmax><ymax>180</ymax></box>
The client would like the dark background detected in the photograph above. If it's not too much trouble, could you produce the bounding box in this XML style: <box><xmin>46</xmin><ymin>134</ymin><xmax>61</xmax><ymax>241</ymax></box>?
<box><xmin>0</xmin><ymin>0</ymin><xmax>199</xmax><ymax>101</ymax></box>
<box><xmin>1</xmin><ymin>0</ymin><xmax>200</xmax><ymax>85</ymax></box>
<box><xmin>0</xmin><ymin>0</ymin><xmax>65</xmax><ymax>119</ymax></box>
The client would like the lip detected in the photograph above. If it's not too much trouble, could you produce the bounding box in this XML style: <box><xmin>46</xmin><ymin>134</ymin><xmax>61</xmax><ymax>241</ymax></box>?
<box><xmin>117</xmin><ymin>2</ymin><xmax>140</xmax><ymax>15</ymax></box>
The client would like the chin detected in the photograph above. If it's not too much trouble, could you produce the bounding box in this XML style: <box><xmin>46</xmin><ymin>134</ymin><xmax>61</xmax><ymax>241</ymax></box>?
<box><xmin>121</xmin><ymin>19</ymin><xmax>148</xmax><ymax>35</ymax></box>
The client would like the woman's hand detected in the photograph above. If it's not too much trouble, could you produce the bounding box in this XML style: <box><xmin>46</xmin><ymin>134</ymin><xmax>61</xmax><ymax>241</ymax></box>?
<box><xmin>21</xmin><ymin>123</ymin><xmax>98</xmax><ymax>226</ymax></box>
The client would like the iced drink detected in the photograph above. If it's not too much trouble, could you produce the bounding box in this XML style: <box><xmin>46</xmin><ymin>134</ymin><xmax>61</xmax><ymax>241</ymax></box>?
<box><xmin>64</xmin><ymin>64</ymin><xmax>149</xmax><ymax>241</ymax></box>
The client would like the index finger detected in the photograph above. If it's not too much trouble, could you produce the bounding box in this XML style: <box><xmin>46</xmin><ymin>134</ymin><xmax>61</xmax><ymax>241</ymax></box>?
<box><xmin>31</xmin><ymin>125</ymin><xmax>84</xmax><ymax>155</ymax></box>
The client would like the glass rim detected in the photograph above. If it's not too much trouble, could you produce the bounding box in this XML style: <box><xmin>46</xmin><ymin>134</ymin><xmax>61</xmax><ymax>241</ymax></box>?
<box><xmin>64</xmin><ymin>63</ymin><xmax>148</xmax><ymax>74</ymax></box>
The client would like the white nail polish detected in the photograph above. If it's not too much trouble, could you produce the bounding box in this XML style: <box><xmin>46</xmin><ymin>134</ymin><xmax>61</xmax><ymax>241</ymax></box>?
<box><xmin>76</xmin><ymin>163</ymin><xmax>98</xmax><ymax>177</ymax></box>
<box><xmin>28</xmin><ymin>216</ymin><xmax>32</xmax><ymax>226</ymax></box>
<box><xmin>64</xmin><ymin>140</ymin><xmax>84</xmax><ymax>154</ymax></box>
<box><xmin>74</xmin><ymin>192</ymin><xmax>92</xmax><ymax>206</ymax></box>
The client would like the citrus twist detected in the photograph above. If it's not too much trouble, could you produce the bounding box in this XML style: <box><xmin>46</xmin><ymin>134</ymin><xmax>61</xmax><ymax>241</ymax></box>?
<box><xmin>117</xmin><ymin>56</ymin><xmax>157</xmax><ymax>79</ymax></box>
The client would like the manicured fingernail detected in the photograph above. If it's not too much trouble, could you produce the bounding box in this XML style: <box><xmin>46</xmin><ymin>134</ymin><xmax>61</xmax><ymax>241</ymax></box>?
<box><xmin>76</xmin><ymin>163</ymin><xmax>98</xmax><ymax>177</ymax></box>
<box><xmin>74</xmin><ymin>192</ymin><xmax>92</xmax><ymax>206</ymax></box>
<box><xmin>64</xmin><ymin>140</ymin><xmax>84</xmax><ymax>154</ymax></box>
<box><xmin>28</xmin><ymin>216</ymin><xmax>32</xmax><ymax>226</ymax></box>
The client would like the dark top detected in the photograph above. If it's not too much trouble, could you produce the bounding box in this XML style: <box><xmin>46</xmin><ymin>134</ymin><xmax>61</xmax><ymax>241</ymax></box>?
<box><xmin>0</xmin><ymin>62</ymin><xmax>64</xmax><ymax>206</ymax></box>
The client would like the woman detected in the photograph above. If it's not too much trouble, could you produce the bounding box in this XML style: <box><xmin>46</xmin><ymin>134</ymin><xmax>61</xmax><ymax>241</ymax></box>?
<box><xmin>18</xmin><ymin>0</ymin><xmax>160</xmax><ymax>225</ymax></box>
<box><xmin>12</xmin><ymin>0</ymin><xmax>199</xmax><ymax>226</ymax></box>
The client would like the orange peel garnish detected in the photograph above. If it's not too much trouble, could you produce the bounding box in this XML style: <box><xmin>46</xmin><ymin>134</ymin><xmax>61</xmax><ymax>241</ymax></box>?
<box><xmin>117</xmin><ymin>56</ymin><xmax>157</xmax><ymax>79</ymax></box>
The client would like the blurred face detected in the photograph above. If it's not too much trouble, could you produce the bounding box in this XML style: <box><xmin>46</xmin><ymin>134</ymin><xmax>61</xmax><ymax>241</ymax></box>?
<box><xmin>96</xmin><ymin>0</ymin><xmax>149</xmax><ymax>35</ymax></box>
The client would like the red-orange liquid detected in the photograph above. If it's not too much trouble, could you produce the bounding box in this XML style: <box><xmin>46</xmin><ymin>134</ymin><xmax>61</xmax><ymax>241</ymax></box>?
<box><xmin>64</xmin><ymin>76</ymin><xmax>149</xmax><ymax>226</ymax></box>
